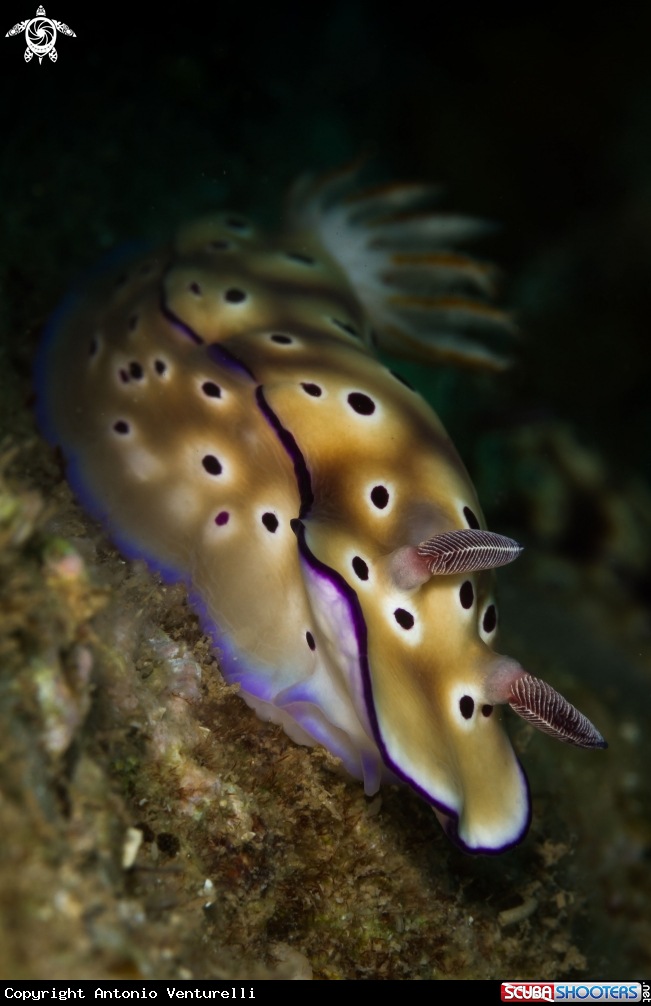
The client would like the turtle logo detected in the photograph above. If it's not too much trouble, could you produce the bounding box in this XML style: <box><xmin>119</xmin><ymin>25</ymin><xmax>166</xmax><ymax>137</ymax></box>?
<box><xmin>5</xmin><ymin>5</ymin><xmax>75</xmax><ymax>63</ymax></box>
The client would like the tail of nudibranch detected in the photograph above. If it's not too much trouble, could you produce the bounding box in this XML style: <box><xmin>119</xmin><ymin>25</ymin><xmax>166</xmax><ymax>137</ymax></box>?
<box><xmin>286</xmin><ymin>163</ymin><xmax>517</xmax><ymax>370</ymax></box>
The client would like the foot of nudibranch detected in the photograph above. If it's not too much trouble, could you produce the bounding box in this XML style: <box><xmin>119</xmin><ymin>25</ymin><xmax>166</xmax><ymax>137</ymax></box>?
<box><xmin>432</xmin><ymin>805</ymin><xmax>455</xmax><ymax>836</ymax></box>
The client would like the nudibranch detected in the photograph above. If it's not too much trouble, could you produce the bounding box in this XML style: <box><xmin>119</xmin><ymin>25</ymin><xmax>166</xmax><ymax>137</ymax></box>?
<box><xmin>35</xmin><ymin>167</ymin><xmax>606</xmax><ymax>854</ymax></box>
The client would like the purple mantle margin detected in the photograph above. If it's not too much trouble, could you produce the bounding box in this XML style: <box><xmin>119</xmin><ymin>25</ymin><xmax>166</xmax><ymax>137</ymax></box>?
<box><xmin>289</xmin><ymin>518</ymin><xmax>531</xmax><ymax>856</ymax></box>
<box><xmin>35</xmin><ymin>256</ymin><xmax>531</xmax><ymax>856</ymax></box>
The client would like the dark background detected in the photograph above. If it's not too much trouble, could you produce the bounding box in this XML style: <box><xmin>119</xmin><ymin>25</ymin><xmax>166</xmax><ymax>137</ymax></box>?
<box><xmin>2</xmin><ymin>0</ymin><xmax>651</xmax><ymax>483</ymax></box>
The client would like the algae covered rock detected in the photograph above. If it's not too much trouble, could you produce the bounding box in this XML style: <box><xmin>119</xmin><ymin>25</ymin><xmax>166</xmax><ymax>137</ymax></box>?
<box><xmin>0</xmin><ymin>438</ymin><xmax>640</xmax><ymax>980</ymax></box>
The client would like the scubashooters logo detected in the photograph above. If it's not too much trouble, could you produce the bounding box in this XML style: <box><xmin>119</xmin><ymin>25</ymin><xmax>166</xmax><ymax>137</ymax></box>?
<box><xmin>501</xmin><ymin>984</ymin><xmax>643</xmax><ymax>1002</ymax></box>
<box><xmin>5</xmin><ymin>5</ymin><xmax>75</xmax><ymax>63</ymax></box>
<box><xmin>1</xmin><ymin>991</ymin><xmax>257</xmax><ymax>999</ymax></box>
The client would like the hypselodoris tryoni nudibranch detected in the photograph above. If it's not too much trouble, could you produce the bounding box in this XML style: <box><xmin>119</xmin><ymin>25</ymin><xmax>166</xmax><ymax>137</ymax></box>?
<box><xmin>35</xmin><ymin>166</ymin><xmax>607</xmax><ymax>854</ymax></box>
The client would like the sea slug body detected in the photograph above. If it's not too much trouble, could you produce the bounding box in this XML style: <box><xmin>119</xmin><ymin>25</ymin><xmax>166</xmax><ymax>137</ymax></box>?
<box><xmin>35</xmin><ymin>166</ymin><xmax>606</xmax><ymax>854</ymax></box>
